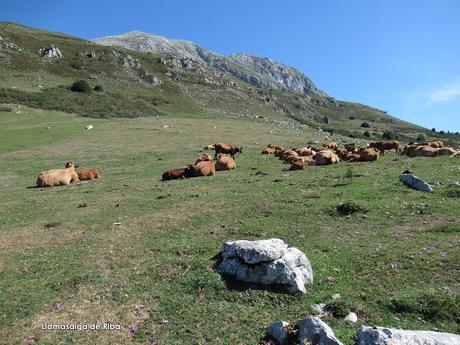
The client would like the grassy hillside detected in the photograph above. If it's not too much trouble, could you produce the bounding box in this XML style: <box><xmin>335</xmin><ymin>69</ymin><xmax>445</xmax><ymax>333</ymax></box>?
<box><xmin>1</xmin><ymin>22</ymin><xmax>458</xmax><ymax>147</ymax></box>
<box><xmin>0</xmin><ymin>106</ymin><xmax>459</xmax><ymax>344</ymax></box>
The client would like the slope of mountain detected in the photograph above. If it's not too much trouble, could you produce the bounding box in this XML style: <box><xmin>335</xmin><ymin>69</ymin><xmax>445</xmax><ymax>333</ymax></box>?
<box><xmin>93</xmin><ymin>31</ymin><xmax>326</xmax><ymax>96</ymax></box>
<box><xmin>1</xmin><ymin>22</ymin><xmax>452</xmax><ymax>144</ymax></box>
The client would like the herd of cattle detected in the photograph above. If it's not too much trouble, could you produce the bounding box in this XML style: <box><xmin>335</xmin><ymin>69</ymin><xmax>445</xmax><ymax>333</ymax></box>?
<box><xmin>34</xmin><ymin>140</ymin><xmax>458</xmax><ymax>187</ymax></box>
<box><xmin>262</xmin><ymin>140</ymin><xmax>460</xmax><ymax>170</ymax></box>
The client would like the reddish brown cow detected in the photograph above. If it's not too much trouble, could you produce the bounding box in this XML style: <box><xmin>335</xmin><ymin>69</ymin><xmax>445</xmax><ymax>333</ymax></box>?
<box><xmin>77</xmin><ymin>168</ymin><xmax>101</xmax><ymax>180</ymax></box>
<box><xmin>213</xmin><ymin>143</ymin><xmax>243</xmax><ymax>159</ymax></box>
<box><xmin>162</xmin><ymin>168</ymin><xmax>188</xmax><ymax>181</ymax></box>
<box><xmin>187</xmin><ymin>160</ymin><xmax>216</xmax><ymax>177</ymax></box>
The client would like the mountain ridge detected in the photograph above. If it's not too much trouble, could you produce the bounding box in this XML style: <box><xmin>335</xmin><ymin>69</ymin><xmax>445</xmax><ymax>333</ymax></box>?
<box><xmin>92</xmin><ymin>31</ymin><xmax>326</xmax><ymax>96</ymax></box>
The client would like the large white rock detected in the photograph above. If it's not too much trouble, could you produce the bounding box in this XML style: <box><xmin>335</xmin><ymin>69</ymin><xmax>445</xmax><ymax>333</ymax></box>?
<box><xmin>222</xmin><ymin>238</ymin><xmax>288</xmax><ymax>264</ymax></box>
<box><xmin>357</xmin><ymin>326</ymin><xmax>460</xmax><ymax>345</ymax></box>
<box><xmin>266</xmin><ymin>321</ymin><xmax>290</xmax><ymax>345</ymax></box>
<box><xmin>400</xmin><ymin>173</ymin><xmax>433</xmax><ymax>193</ymax></box>
<box><xmin>218</xmin><ymin>239</ymin><xmax>313</xmax><ymax>294</ymax></box>
<box><xmin>39</xmin><ymin>45</ymin><xmax>63</xmax><ymax>59</ymax></box>
<box><xmin>298</xmin><ymin>317</ymin><xmax>344</xmax><ymax>345</ymax></box>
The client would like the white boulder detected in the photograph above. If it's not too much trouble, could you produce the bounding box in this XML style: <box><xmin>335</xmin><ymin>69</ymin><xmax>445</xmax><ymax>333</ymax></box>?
<box><xmin>298</xmin><ymin>317</ymin><xmax>343</xmax><ymax>345</ymax></box>
<box><xmin>218</xmin><ymin>238</ymin><xmax>313</xmax><ymax>294</ymax></box>
<box><xmin>357</xmin><ymin>326</ymin><xmax>460</xmax><ymax>345</ymax></box>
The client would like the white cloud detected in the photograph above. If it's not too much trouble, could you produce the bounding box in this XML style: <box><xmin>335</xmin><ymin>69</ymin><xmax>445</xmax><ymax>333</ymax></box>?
<box><xmin>428</xmin><ymin>80</ymin><xmax>460</xmax><ymax>102</ymax></box>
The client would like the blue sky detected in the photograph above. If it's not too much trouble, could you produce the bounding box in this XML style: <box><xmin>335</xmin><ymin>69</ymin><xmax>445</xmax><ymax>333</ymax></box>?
<box><xmin>2</xmin><ymin>0</ymin><xmax>459</xmax><ymax>131</ymax></box>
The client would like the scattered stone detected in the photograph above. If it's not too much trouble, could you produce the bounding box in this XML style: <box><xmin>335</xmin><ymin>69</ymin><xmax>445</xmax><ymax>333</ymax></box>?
<box><xmin>399</xmin><ymin>173</ymin><xmax>433</xmax><ymax>193</ymax></box>
<box><xmin>357</xmin><ymin>325</ymin><xmax>460</xmax><ymax>345</ymax></box>
<box><xmin>266</xmin><ymin>321</ymin><xmax>290</xmax><ymax>345</ymax></box>
<box><xmin>78</xmin><ymin>203</ymin><xmax>88</xmax><ymax>208</ymax></box>
<box><xmin>331</xmin><ymin>293</ymin><xmax>341</xmax><ymax>300</ymax></box>
<box><xmin>158</xmin><ymin>317</ymin><xmax>168</xmax><ymax>325</ymax></box>
<box><xmin>312</xmin><ymin>303</ymin><xmax>331</xmax><ymax>317</ymax></box>
<box><xmin>85</xmin><ymin>124</ymin><xmax>94</xmax><ymax>130</ymax></box>
<box><xmin>344</xmin><ymin>312</ymin><xmax>358</xmax><ymax>323</ymax></box>
<box><xmin>218</xmin><ymin>238</ymin><xmax>313</xmax><ymax>294</ymax></box>
<box><xmin>298</xmin><ymin>317</ymin><xmax>343</xmax><ymax>345</ymax></box>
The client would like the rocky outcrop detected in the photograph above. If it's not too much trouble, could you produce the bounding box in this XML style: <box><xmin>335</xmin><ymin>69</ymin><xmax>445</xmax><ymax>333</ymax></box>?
<box><xmin>39</xmin><ymin>45</ymin><xmax>62</xmax><ymax>59</ymax></box>
<box><xmin>266</xmin><ymin>321</ymin><xmax>290</xmax><ymax>345</ymax></box>
<box><xmin>92</xmin><ymin>31</ymin><xmax>326</xmax><ymax>96</ymax></box>
<box><xmin>357</xmin><ymin>326</ymin><xmax>460</xmax><ymax>345</ymax></box>
<box><xmin>218</xmin><ymin>238</ymin><xmax>313</xmax><ymax>294</ymax></box>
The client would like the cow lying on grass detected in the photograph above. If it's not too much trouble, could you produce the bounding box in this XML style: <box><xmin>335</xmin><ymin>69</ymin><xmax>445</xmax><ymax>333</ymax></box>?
<box><xmin>77</xmin><ymin>168</ymin><xmax>101</xmax><ymax>180</ymax></box>
<box><xmin>215</xmin><ymin>154</ymin><xmax>237</xmax><ymax>171</ymax></box>
<box><xmin>36</xmin><ymin>161</ymin><xmax>79</xmax><ymax>187</ymax></box>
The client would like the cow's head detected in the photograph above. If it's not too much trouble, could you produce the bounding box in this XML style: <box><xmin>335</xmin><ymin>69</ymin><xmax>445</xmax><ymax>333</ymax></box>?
<box><xmin>65</xmin><ymin>161</ymin><xmax>78</xmax><ymax>168</ymax></box>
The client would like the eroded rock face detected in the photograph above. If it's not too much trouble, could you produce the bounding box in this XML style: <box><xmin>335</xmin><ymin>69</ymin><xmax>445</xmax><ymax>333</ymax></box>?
<box><xmin>39</xmin><ymin>45</ymin><xmax>62</xmax><ymax>59</ymax></box>
<box><xmin>298</xmin><ymin>317</ymin><xmax>343</xmax><ymax>345</ymax></box>
<box><xmin>218</xmin><ymin>239</ymin><xmax>313</xmax><ymax>294</ymax></box>
<box><xmin>357</xmin><ymin>326</ymin><xmax>460</xmax><ymax>345</ymax></box>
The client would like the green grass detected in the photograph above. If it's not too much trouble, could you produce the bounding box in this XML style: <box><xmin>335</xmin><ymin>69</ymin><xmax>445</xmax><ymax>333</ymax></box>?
<box><xmin>0</xmin><ymin>107</ymin><xmax>459</xmax><ymax>344</ymax></box>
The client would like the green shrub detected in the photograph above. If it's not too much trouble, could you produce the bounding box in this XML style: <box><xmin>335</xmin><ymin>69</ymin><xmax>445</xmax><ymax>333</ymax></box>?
<box><xmin>382</xmin><ymin>130</ymin><xmax>396</xmax><ymax>140</ymax></box>
<box><xmin>94</xmin><ymin>85</ymin><xmax>103</xmax><ymax>92</ymax></box>
<box><xmin>361</xmin><ymin>121</ymin><xmax>370</xmax><ymax>128</ymax></box>
<box><xmin>416</xmin><ymin>133</ymin><xmax>426</xmax><ymax>142</ymax></box>
<box><xmin>70</xmin><ymin>80</ymin><xmax>91</xmax><ymax>93</ymax></box>
<box><xmin>363</xmin><ymin>130</ymin><xmax>371</xmax><ymax>137</ymax></box>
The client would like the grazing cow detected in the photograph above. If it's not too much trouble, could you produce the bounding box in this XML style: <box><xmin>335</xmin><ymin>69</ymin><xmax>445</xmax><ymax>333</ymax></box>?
<box><xmin>421</xmin><ymin>141</ymin><xmax>443</xmax><ymax>148</ymax></box>
<box><xmin>77</xmin><ymin>168</ymin><xmax>101</xmax><ymax>180</ymax></box>
<box><xmin>213</xmin><ymin>143</ymin><xmax>243</xmax><ymax>159</ymax></box>
<box><xmin>358</xmin><ymin>148</ymin><xmax>380</xmax><ymax>162</ymax></box>
<box><xmin>215</xmin><ymin>155</ymin><xmax>237</xmax><ymax>171</ymax></box>
<box><xmin>162</xmin><ymin>168</ymin><xmax>188</xmax><ymax>181</ymax></box>
<box><xmin>410</xmin><ymin>145</ymin><xmax>438</xmax><ymax>157</ymax></box>
<box><xmin>313</xmin><ymin>150</ymin><xmax>340</xmax><ymax>165</ymax></box>
<box><xmin>187</xmin><ymin>160</ymin><xmax>216</xmax><ymax>177</ymax></box>
<box><xmin>436</xmin><ymin>147</ymin><xmax>457</xmax><ymax>156</ymax></box>
<box><xmin>36</xmin><ymin>161</ymin><xmax>80</xmax><ymax>187</ymax></box>
<box><xmin>369</xmin><ymin>141</ymin><xmax>400</xmax><ymax>155</ymax></box>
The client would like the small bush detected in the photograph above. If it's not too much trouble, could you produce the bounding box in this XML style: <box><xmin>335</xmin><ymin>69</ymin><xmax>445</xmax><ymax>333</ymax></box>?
<box><xmin>0</xmin><ymin>106</ymin><xmax>12</xmax><ymax>112</ymax></box>
<box><xmin>361</xmin><ymin>122</ymin><xmax>370</xmax><ymax>128</ymax></box>
<box><xmin>70</xmin><ymin>80</ymin><xmax>91</xmax><ymax>93</ymax></box>
<box><xmin>363</xmin><ymin>130</ymin><xmax>371</xmax><ymax>137</ymax></box>
<box><xmin>94</xmin><ymin>85</ymin><xmax>103</xmax><ymax>92</ymax></box>
<box><xmin>416</xmin><ymin>133</ymin><xmax>426</xmax><ymax>142</ymax></box>
<box><xmin>382</xmin><ymin>130</ymin><xmax>396</xmax><ymax>140</ymax></box>
<box><xmin>431</xmin><ymin>128</ymin><xmax>436</xmax><ymax>132</ymax></box>
<box><xmin>349</xmin><ymin>116</ymin><xmax>355</xmax><ymax>120</ymax></box>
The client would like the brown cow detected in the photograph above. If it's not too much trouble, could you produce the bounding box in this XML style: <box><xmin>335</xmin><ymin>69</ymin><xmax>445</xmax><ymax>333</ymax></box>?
<box><xmin>410</xmin><ymin>145</ymin><xmax>438</xmax><ymax>157</ymax></box>
<box><xmin>187</xmin><ymin>160</ymin><xmax>216</xmax><ymax>177</ymax></box>
<box><xmin>296</xmin><ymin>147</ymin><xmax>316</xmax><ymax>156</ymax></box>
<box><xmin>262</xmin><ymin>148</ymin><xmax>276</xmax><ymax>155</ymax></box>
<box><xmin>421</xmin><ymin>141</ymin><xmax>443</xmax><ymax>148</ymax></box>
<box><xmin>358</xmin><ymin>148</ymin><xmax>380</xmax><ymax>162</ymax></box>
<box><xmin>195</xmin><ymin>154</ymin><xmax>213</xmax><ymax>164</ymax></box>
<box><xmin>344</xmin><ymin>153</ymin><xmax>361</xmax><ymax>162</ymax></box>
<box><xmin>37</xmin><ymin>161</ymin><xmax>80</xmax><ymax>187</ymax></box>
<box><xmin>323</xmin><ymin>142</ymin><xmax>337</xmax><ymax>150</ymax></box>
<box><xmin>213</xmin><ymin>143</ymin><xmax>243</xmax><ymax>159</ymax></box>
<box><xmin>77</xmin><ymin>168</ymin><xmax>101</xmax><ymax>180</ymax></box>
<box><xmin>162</xmin><ymin>168</ymin><xmax>188</xmax><ymax>181</ymax></box>
<box><xmin>436</xmin><ymin>147</ymin><xmax>457</xmax><ymax>156</ymax></box>
<box><xmin>313</xmin><ymin>150</ymin><xmax>340</xmax><ymax>165</ymax></box>
<box><xmin>215</xmin><ymin>155</ymin><xmax>237</xmax><ymax>171</ymax></box>
<box><xmin>369</xmin><ymin>141</ymin><xmax>400</xmax><ymax>155</ymax></box>
<box><xmin>267</xmin><ymin>144</ymin><xmax>283</xmax><ymax>151</ymax></box>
